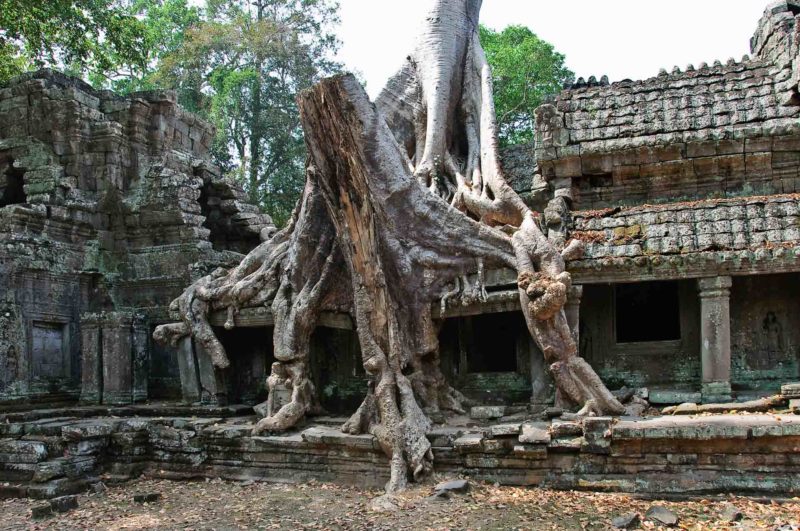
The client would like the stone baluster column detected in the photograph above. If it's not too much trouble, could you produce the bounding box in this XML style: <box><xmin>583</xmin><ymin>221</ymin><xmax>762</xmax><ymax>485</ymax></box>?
<box><xmin>698</xmin><ymin>276</ymin><xmax>733</xmax><ymax>403</ymax></box>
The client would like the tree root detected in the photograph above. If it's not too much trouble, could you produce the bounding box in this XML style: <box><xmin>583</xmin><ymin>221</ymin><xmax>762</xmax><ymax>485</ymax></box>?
<box><xmin>663</xmin><ymin>395</ymin><xmax>788</xmax><ymax>415</ymax></box>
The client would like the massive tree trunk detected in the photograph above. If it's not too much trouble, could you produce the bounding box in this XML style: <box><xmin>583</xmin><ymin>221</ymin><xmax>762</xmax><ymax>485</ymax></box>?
<box><xmin>155</xmin><ymin>0</ymin><xmax>625</xmax><ymax>495</ymax></box>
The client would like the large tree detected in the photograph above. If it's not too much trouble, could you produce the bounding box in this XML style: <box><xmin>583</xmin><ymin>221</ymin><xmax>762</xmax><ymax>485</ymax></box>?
<box><xmin>480</xmin><ymin>24</ymin><xmax>574</xmax><ymax>146</ymax></box>
<box><xmin>0</xmin><ymin>0</ymin><xmax>147</xmax><ymax>83</ymax></box>
<box><xmin>157</xmin><ymin>0</ymin><xmax>630</xmax><ymax>499</ymax></box>
<box><xmin>158</xmin><ymin>0</ymin><xmax>341</xmax><ymax>226</ymax></box>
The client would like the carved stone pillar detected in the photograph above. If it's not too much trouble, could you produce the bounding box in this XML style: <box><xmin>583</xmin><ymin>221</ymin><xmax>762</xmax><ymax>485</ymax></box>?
<box><xmin>79</xmin><ymin>315</ymin><xmax>102</xmax><ymax>404</ymax></box>
<box><xmin>101</xmin><ymin>313</ymin><xmax>134</xmax><ymax>405</ymax></box>
<box><xmin>698</xmin><ymin>276</ymin><xmax>733</xmax><ymax>403</ymax></box>
<box><xmin>176</xmin><ymin>336</ymin><xmax>201</xmax><ymax>403</ymax></box>
<box><xmin>194</xmin><ymin>341</ymin><xmax>228</xmax><ymax>406</ymax></box>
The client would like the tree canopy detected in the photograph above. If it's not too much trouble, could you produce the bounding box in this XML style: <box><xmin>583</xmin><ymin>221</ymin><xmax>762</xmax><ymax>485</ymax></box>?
<box><xmin>0</xmin><ymin>0</ymin><xmax>146</xmax><ymax>83</ymax></box>
<box><xmin>156</xmin><ymin>0</ymin><xmax>341</xmax><ymax>226</ymax></box>
<box><xmin>480</xmin><ymin>24</ymin><xmax>574</xmax><ymax>146</ymax></box>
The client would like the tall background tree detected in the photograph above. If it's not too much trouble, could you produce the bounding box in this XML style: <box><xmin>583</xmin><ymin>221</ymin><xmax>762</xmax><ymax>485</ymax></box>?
<box><xmin>157</xmin><ymin>0</ymin><xmax>341</xmax><ymax>226</ymax></box>
<box><xmin>480</xmin><ymin>24</ymin><xmax>574</xmax><ymax>146</ymax></box>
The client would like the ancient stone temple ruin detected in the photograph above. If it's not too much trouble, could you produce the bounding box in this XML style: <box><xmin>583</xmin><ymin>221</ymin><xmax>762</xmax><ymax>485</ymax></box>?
<box><xmin>1</xmin><ymin>0</ymin><xmax>800</xmax><ymax>503</ymax></box>
<box><xmin>171</xmin><ymin>0</ymin><xmax>800</xmax><ymax>411</ymax></box>
<box><xmin>0</xmin><ymin>70</ymin><xmax>274</xmax><ymax>407</ymax></box>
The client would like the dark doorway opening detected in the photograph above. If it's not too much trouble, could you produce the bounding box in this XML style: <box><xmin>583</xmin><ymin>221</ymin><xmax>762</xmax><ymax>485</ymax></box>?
<box><xmin>615</xmin><ymin>281</ymin><xmax>681</xmax><ymax>343</ymax></box>
<box><xmin>310</xmin><ymin>328</ymin><xmax>366</xmax><ymax>415</ymax></box>
<box><xmin>216</xmin><ymin>326</ymin><xmax>273</xmax><ymax>404</ymax></box>
<box><xmin>467</xmin><ymin>312</ymin><xmax>524</xmax><ymax>373</ymax></box>
<box><xmin>0</xmin><ymin>163</ymin><xmax>26</xmax><ymax>207</ymax></box>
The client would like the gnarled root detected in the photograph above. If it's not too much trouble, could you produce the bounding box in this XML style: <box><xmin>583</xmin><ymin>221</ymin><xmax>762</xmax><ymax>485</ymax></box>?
<box><xmin>253</xmin><ymin>360</ymin><xmax>316</xmax><ymax>434</ymax></box>
<box><xmin>550</xmin><ymin>357</ymin><xmax>626</xmax><ymax>416</ymax></box>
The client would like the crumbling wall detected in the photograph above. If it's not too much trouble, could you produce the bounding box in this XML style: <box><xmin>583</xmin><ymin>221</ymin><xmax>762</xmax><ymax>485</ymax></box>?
<box><xmin>0</xmin><ymin>70</ymin><xmax>273</xmax><ymax>405</ymax></box>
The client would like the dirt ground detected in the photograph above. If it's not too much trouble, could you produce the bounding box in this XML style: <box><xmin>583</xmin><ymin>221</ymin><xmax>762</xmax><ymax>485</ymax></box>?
<box><xmin>2</xmin><ymin>478</ymin><xmax>798</xmax><ymax>530</ymax></box>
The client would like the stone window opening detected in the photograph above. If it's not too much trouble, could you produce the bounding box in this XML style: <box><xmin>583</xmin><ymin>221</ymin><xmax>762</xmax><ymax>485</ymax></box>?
<box><xmin>0</xmin><ymin>162</ymin><xmax>27</xmax><ymax>207</ymax></box>
<box><xmin>614</xmin><ymin>281</ymin><xmax>681</xmax><ymax>344</ymax></box>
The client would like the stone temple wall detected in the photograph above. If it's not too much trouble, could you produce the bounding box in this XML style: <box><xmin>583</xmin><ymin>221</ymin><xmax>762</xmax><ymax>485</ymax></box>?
<box><xmin>0</xmin><ymin>70</ymin><xmax>273</xmax><ymax>406</ymax></box>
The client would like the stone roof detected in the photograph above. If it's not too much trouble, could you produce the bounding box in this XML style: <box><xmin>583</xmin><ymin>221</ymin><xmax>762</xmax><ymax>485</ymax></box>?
<box><xmin>536</xmin><ymin>1</ymin><xmax>800</xmax><ymax>159</ymax></box>
<box><xmin>567</xmin><ymin>193</ymin><xmax>800</xmax><ymax>282</ymax></box>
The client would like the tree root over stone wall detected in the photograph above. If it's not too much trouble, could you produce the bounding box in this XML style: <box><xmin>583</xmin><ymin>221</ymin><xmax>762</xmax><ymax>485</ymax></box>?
<box><xmin>156</xmin><ymin>0</ymin><xmax>627</xmax><ymax>495</ymax></box>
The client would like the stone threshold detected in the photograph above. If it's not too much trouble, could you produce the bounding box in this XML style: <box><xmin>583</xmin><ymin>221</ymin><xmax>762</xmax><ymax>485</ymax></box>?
<box><xmin>1</xmin><ymin>409</ymin><xmax>799</xmax><ymax>499</ymax></box>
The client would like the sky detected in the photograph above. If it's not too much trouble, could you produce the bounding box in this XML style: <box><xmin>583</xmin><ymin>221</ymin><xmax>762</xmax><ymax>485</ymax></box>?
<box><xmin>337</xmin><ymin>0</ymin><xmax>770</xmax><ymax>97</ymax></box>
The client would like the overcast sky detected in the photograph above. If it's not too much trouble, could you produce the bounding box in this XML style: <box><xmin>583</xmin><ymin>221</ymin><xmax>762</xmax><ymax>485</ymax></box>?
<box><xmin>338</xmin><ymin>0</ymin><xmax>770</xmax><ymax>97</ymax></box>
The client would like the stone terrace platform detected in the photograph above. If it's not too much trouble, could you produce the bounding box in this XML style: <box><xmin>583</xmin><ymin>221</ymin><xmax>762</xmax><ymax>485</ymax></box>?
<box><xmin>1</xmin><ymin>407</ymin><xmax>799</xmax><ymax>500</ymax></box>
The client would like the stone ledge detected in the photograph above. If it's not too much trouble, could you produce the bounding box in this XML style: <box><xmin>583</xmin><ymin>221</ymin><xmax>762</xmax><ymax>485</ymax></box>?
<box><xmin>1</xmin><ymin>410</ymin><xmax>800</xmax><ymax>498</ymax></box>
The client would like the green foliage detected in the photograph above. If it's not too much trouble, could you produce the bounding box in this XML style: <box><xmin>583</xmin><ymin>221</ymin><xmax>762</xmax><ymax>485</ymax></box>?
<box><xmin>479</xmin><ymin>24</ymin><xmax>574</xmax><ymax>146</ymax></box>
<box><xmin>158</xmin><ymin>0</ymin><xmax>341</xmax><ymax>226</ymax></box>
<box><xmin>0</xmin><ymin>0</ymin><xmax>147</xmax><ymax>84</ymax></box>
<box><xmin>90</xmin><ymin>0</ymin><xmax>202</xmax><ymax>92</ymax></box>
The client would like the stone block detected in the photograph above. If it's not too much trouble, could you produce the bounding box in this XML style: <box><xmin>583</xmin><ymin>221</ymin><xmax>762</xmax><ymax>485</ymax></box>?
<box><xmin>550</xmin><ymin>420</ymin><xmax>582</xmax><ymax>438</ymax></box>
<box><xmin>547</xmin><ymin>436</ymin><xmax>583</xmax><ymax>452</ymax></box>
<box><xmin>49</xmin><ymin>495</ymin><xmax>78</xmax><ymax>513</ymax></box>
<box><xmin>512</xmin><ymin>444</ymin><xmax>547</xmax><ymax>460</ymax></box>
<box><xmin>0</xmin><ymin>440</ymin><xmax>48</xmax><ymax>463</ymax></box>
<box><xmin>519</xmin><ymin>422</ymin><xmax>551</xmax><ymax>445</ymax></box>
<box><xmin>62</xmin><ymin>421</ymin><xmax>116</xmax><ymax>440</ymax></box>
<box><xmin>489</xmin><ymin>423</ymin><xmax>521</xmax><ymax>437</ymax></box>
<box><xmin>453</xmin><ymin>434</ymin><xmax>483</xmax><ymax>453</ymax></box>
<box><xmin>300</xmin><ymin>426</ymin><xmax>378</xmax><ymax>450</ymax></box>
<box><xmin>469</xmin><ymin>406</ymin><xmax>506</xmax><ymax>420</ymax></box>
<box><xmin>781</xmin><ymin>383</ymin><xmax>800</xmax><ymax>398</ymax></box>
<box><xmin>649</xmin><ymin>390</ymin><xmax>702</xmax><ymax>405</ymax></box>
<box><xmin>582</xmin><ymin>417</ymin><xmax>613</xmax><ymax>454</ymax></box>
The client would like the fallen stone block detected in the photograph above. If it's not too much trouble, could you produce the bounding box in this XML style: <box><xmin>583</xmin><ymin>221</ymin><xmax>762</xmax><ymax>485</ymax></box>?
<box><xmin>133</xmin><ymin>492</ymin><xmax>161</xmax><ymax>504</ymax></box>
<box><xmin>646</xmin><ymin>506</ymin><xmax>678</xmax><ymax>527</ymax></box>
<box><xmin>612</xmin><ymin>512</ymin><xmax>640</xmax><ymax>529</ymax></box>
<box><xmin>434</xmin><ymin>479</ymin><xmax>469</xmax><ymax>494</ymax></box>
<box><xmin>31</xmin><ymin>504</ymin><xmax>52</xmax><ymax>519</ymax></box>
<box><xmin>719</xmin><ymin>504</ymin><xmax>743</xmax><ymax>523</ymax></box>
<box><xmin>426</xmin><ymin>427</ymin><xmax>464</xmax><ymax>447</ymax></box>
<box><xmin>50</xmin><ymin>495</ymin><xmax>78</xmax><ymax>513</ymax></box>
<box><xmin>545</xmin><ymin>407</ymin><xmax>563</xmax><ymax>418</ymax></box>
<box><xmin>519</xmin><ymin>422</ymin><xmax>550</xmax><ymax>445</ymax></box>
<box><xmin>470</xmin><ymin>406</ymin><xmax>506</xmax><ymax>420</ymax></box>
